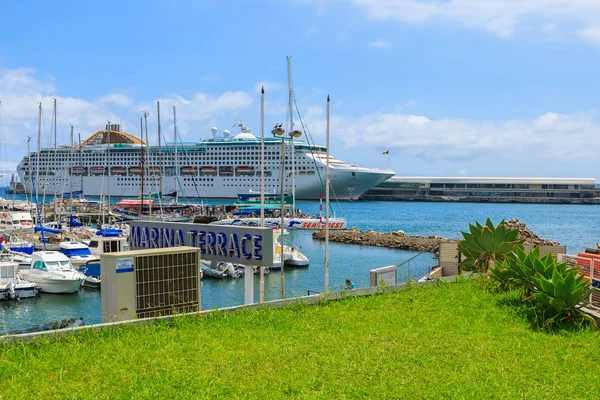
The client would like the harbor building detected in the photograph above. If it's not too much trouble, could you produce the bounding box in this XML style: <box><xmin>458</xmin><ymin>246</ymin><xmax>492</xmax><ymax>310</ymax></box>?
<box><xmin>361</xmin><ymin>176</ymin><xmax>600</xmax><ymax>204</ymax></box>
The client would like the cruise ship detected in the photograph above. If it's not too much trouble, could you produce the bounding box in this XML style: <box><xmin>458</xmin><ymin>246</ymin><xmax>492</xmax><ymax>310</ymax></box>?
<box><xmin>16</xmin><ymin>123</ymin><xmax>394</xmax><ymax>200</ymax></box>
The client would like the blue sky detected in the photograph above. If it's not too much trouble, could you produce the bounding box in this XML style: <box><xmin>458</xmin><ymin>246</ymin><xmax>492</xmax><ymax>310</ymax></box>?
<box><xmin>2</xmin><ymin>0</ymin><xmax>600</xmax><ymax>184</ymax></box>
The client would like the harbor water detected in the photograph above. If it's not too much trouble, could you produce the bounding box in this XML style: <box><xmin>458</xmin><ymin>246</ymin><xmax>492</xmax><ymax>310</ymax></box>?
<box><xmin>2</xmin><ymin>193</ymin><xmax>600</xmax><ymax>333</ymax></box>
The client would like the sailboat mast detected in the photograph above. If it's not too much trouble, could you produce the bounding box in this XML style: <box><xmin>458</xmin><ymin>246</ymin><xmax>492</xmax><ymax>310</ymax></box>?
<box><xmin>53</xmin><ymin>98</ymin><xmax>57</xmax><ymax>200</ymax></box>
<box><xmin>143</xmin><ymin>113</ymin><xmax>150</xmax><ymax>216</ymax></box>
<box><xmin>27</xmin><ymin>136</ymin><xmax>32</xmax><ymax>205</ymax></box>
<box><xmin>69</xmin><ymin>124</ymin><xmax>73</xmax><ymax>199</ymax></box>
<box><xmin>69</xmin><ymin>125</ymin><xmax>73</xmax><ymax>232</ymax></box>
<box><xmin>36</xmin><ymin>103</ymin><xmax>42</xmax><ymax>205</ymax></box>
<box><xmin>259</xmin><ymin>86</ymin><xmax>265</xmax><ymax>303</ymax></box>
<box><xmin>325</xmin><ymin>95</ymin><xmax>330</xmax><ymax>292</ymax></box>
<box><xmin>78</xmin><ymin>133</ymin><xmax>83</xmax><ymax>199</ymax></box>
<box><xmin>173</xmin><ymin>105</ymin><xmax>178</xmax><ymax>204</ymax></box>
<box><xmin>157</xmin><ymin>101</ymin><xmax>163</xmax><ymax>213</ymax></box>
<box><xmin>107</xmin><ymin>121</ymin><xmax>111</xmax><ymax>211</ymax></box>
<box><xmin>140</xmin><ymin>116</ymin><xmax>145</xmax><ymax>216</ymax></box>
<box><xmin>287</xmin><ymin>56</ymin><xmax>296</xmax><ymax>215</ymax></box>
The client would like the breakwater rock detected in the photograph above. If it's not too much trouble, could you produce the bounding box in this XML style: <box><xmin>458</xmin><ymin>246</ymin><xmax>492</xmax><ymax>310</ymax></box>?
<box><xmin>503</xmin><ymin>218</ymin><xmax>559</xmax><ymax>246</ymax></box>
<box><xmin>312</xmin><ymin>219</ymin><xmax>558</xmax><ymax>251</ymax></box>
<box><xmin>312</xmin><ymin>228</ymin><xmax>459</xmax><ymax>252</ymax></box>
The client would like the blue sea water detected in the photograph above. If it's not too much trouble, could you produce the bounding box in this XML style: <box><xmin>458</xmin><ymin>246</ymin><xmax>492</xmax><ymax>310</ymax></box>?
<box><xmin>2</xmin><ymin>193</ymin><xmax>600</xmax><ymax>333</ymax></box>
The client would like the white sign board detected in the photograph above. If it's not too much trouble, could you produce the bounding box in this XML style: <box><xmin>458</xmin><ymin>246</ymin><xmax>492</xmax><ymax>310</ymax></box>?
<box><xmin>129</xmin><ymin>220</ymin><xmax>274</xmax><ymax>267</ymax></box>
<box><xmin>116</xmin><ymin>257</ymin><xmax>134</xmax><ymax>274</ymax></box>
<box><xmin>370</xmin><ymin>265</ymin><xmax>397</xmax><ymax>287</ymax></box>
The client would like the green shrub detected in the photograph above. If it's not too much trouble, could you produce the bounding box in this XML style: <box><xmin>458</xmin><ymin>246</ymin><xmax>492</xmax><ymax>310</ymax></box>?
<box><xmin>491</xmin><ymin>246</ymin><xmax>595</xmax><ymax>328</ymax></box>
<box><xmin>458</xmin><ymin>218</ymin><xmax>524</xmax><ymax>273</ymax></box>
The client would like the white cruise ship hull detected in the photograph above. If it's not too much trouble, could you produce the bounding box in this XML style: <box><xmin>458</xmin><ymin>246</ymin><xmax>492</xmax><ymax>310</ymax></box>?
<box><xmin>18</xmin><ymin>167</ymin><xmax>394</xmax><ymax>201</ymax></box>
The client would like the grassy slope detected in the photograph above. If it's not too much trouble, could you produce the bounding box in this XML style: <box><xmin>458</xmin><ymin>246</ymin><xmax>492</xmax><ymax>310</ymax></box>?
<box><xmin>1</xmin><ymin>279</ymin><xmax>600</xmax><ymax>399</ymax></box>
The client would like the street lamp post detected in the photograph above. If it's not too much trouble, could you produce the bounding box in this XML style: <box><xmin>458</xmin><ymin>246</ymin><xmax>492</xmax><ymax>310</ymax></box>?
<box><xmin>271</xmin><ymin>124</ymin><xmax>286</xmax><ymax>298</ymax></box>
<box><xmin>271</xmin><ymin>124</ymin><xmax>302</xmax><ymax>299</ymax></box>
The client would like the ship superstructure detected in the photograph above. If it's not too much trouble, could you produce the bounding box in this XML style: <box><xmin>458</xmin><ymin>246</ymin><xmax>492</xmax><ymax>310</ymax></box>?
<box><xmin>16</xmin><ymin>123</ymin><xmax>394</xmax><ymax>200</ymax></box>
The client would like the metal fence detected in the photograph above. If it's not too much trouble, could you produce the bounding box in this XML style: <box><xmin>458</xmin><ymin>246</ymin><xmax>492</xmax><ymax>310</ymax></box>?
<box><xmin>558</xmin><ymin>254</ymin><xmax>600</xmax><ymax>310</ymax></box>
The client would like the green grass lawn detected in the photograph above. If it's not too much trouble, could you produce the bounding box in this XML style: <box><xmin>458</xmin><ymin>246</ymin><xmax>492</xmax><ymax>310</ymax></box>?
<box><xmin>2</xmin><ymin>279</ymin><xmax>600</xmax><ymax>399</ymax></box>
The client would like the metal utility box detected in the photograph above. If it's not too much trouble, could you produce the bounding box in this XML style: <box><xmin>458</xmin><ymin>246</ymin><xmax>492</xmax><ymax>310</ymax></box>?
<box><xmin>101</xmin><ymin>246</ymin><xmax>201</xmax><ymax>323</ymax></box>
<box><xmin>370</xmin><ymin>265</ymin><xmax>398</xmax><ymax>287</ymax></box>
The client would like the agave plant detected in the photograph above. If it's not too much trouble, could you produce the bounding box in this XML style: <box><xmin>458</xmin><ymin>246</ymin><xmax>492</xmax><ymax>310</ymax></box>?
<box><xmin>530</xmin><ymin>263</ymin><xmax>595</xmax><ymax>327</ymax></box>
<box><xmin>491</xmin><ymin>246</ymin><xmax>596</xmax><ymax>327</ymax></box>
<box><xmin>458</xmin><ymin>218</ymin><xmax>524</xmax><ymax>273</ymax></box>
<box><xmin>491</xmin><ymin>247</ymin><xmax>569</xmax><ymax>295</ymax></box>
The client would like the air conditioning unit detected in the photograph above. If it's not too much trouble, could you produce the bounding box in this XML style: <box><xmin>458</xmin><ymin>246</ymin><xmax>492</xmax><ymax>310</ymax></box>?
<box><xmin>101</xmin><ymin>246</ymin><xmax>201</xmax><ymax>323</ymax></box>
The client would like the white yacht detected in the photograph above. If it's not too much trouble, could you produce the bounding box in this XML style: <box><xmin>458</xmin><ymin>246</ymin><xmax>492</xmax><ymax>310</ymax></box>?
<box><xmin>0</xmin><ymin>211</ymin><xmax>34</xmax><ymax>234</ymax></box>
<box><xmin>16</xmin><ymin>123</ymin><xmax>394</xmax><ymax>200</ymax></box>
<box><xmin>0</xmin><ymin>255</ymin><xmax>38</xmax><ymax>300</ymax></box>
<box><xmin>18</xmin><ymin>251</ymin><xmax>86</xmax><ymax>294</ymax></box>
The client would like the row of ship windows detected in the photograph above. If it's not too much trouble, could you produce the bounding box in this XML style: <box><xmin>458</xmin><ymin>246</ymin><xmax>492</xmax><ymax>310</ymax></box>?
<box><xmin>26</xmin><ymin>162</ymin><xmax>315</xmax><ymax>168</ymax></box>
<box><xmin>28</xmin><ymin>153</ymin><xmax>306</xmax><ymax>161</ymax></box>
<box><xmin>115</xmin><ymin>182</ymin><xmax>215</xmax><ymax>187</ymax></box>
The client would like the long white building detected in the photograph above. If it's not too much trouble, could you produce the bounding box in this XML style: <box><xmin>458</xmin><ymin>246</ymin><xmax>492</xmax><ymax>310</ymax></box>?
<box><xmin>362</xmin><ymin>176</ymin><xmax>600</xmax><ymax>203</ymax></box>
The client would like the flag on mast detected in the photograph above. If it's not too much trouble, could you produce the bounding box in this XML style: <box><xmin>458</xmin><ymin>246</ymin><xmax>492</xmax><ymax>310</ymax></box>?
<box><xmin>383</xmin><ymin>150</ymin><xmax>389</xmax><ymax>155</ymax></box>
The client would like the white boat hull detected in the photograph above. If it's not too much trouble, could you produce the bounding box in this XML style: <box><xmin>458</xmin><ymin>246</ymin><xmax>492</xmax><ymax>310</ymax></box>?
<box><xmin>25</xmin><ymin>276</ymin><xmax>84</xmax><ymax>294</ymax></box>
<box><xmin>14</xmin><ymin>283</ymin><xmax>38</xmax><ymax>299</ymax></box>
<box><xmin>211</xmin><ymin>217</ymin><xmax>347</xmax><ymax>230</ymax></box>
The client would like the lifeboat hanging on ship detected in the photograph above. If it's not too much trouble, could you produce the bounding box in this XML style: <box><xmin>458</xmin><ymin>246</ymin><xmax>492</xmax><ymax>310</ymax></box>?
<box><xmin>148</xmin><ymin>166</ymin><xmax>161</xmax><ymax>176</ymax></box>
<box><xmin>111</xmin><ymin>166</ymin><xmax>127</xmax><ymax>176</ymax></box>
<box><xmin>236</xmin><ymin>166</ymin><xmax>254</xmax><ymax>176</ymax></box>
<box><xmin>70</xmin><ymin>167</ymin><xmax>87</xmax><ymax>176</ymax></box>
<box><xmin>129</xmin><ymin>166</ymin><xmax>143</xmax><ymax>175</ymax></box>
<box><xmin>180</xmin><ymin>166</ymin><xmax>197</xmax><ymax>176</ymax></box>
<box><xmin>200</xmin><ymin>166</ymin><xmax>217</xmax><ymax>176</ymax></box>
<box><xmin>90</xmin><ymin>167</ymin><xmax>107</xmax><ymax>176</ymax></box>
<box><xmin>219</xmin><ymin>166</ymin><xmax>233</xmax><ymax>176</ymax></box>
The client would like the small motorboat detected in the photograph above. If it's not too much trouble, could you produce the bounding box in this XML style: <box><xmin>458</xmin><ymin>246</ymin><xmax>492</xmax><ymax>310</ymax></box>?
<box><xmin>284</xmin><ymin>246</ymin><xmax>310</xmax><ymax>268</ymax></box>
<box><xmin>0</xmin><ymin>255</ymin><xmax>38</xmax><ymax>300</ymax></box>
<box><xmin>59</xmin><ymin>240</ymin><xmax>101</xmax><ymax>278</ymax></box>
<box><xmin>1</xmin><ymin>236</ymin><xmax>34</xmax><ymax>255</ymax></box>
<box><xmin>200</xmin><ymin>261</ymin><xmax>243</xmax><ymax>279</ymax></box>
<box><xmin>82</xmin><ymin>276</ymin><xmax>101</xmax><ymax>289</ymax></box>
<box><xmin>18</xmin><ymin>251</ymin><xmax>86</xmax><ymax>294</ymax></box>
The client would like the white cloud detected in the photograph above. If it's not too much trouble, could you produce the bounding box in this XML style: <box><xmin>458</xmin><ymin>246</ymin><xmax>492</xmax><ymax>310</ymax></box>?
<box><xmin>535</xmin><ymin>112</ymin><xmax>559</xmax><ymax>126</ymax></box>
<box><xmin>308</xmin><ymin>109</ymin><xmax>600</xmax><ymax>162</ymax></box>
<box><xmin>579</xmin><ymin>24</ymin><xmax>600</xmax><ymax>45</ymax></box>
<box><xmin>305</xmin><ymin>26</ymin><xmax>319</xmax><ymax>37</ymax></box>
<box><xmin>0</xmin><ymin>66</ymin><xmax>256</xmax><ymax>184</ymax></box>
<box><xmin>369</xmin><ymin>38</ymin><xmax>392</xmax><ymax>48</ymax></box>
<box><xmin>353</xmin><ymin>0</ymin><xmax>600</xmax><ymax>42</ymax></box>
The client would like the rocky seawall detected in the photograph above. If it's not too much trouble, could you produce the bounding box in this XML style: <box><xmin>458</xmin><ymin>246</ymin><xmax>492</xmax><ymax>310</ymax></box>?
<box><xmin>311</xmin><ymin>218</ymin><xmax>558</xmax><ymax>251</ymax></box>
<box><xmin>312</xmin><ymin>229</ymin><xmax>458</xmax><ymax>252</ymax></box>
